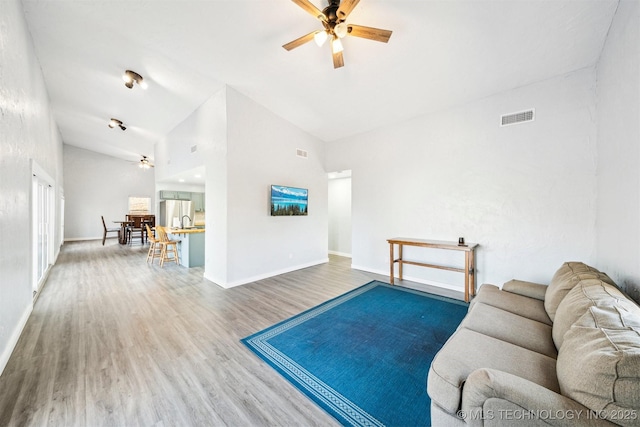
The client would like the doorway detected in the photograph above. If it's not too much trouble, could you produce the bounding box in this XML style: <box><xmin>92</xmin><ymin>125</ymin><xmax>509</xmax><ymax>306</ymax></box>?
<box><xmin>32</xmin><ymin>161</ymin><xmax>55</xmax><ymax>297</ymax></box>
<box><xmin>327</xmin><ymin>170</ymin><xmax>352</xmax><ymax>258</ymax></box>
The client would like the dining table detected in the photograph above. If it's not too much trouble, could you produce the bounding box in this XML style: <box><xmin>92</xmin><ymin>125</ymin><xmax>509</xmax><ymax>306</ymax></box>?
<box><xmin>113</xmin><ymin>220</ymin><xmax>133</xmax><ymax>244</ymax></box>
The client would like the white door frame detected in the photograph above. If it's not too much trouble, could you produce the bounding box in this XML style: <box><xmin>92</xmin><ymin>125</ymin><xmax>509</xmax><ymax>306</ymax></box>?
<box><xmin>31</xmin><ymin>159</ymin><xmax>55</xmax><ymax>296</ymax></box>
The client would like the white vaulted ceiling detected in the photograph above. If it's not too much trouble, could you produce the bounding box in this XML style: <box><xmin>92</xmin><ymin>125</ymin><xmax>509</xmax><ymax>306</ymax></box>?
<box><xmin>21</xmin><ymin>0</ymin><xmax>618</xmax><ymax>164</ymax></box>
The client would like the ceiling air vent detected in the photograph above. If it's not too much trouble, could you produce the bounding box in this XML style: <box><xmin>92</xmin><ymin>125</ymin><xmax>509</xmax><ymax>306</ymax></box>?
<box><xmin>191</xmin><ymin>145</ymin><xmax>198</xmax><ymax>153</ymax></box>
<box><xmin>501</xmin><ymin>109</ymin><xmax>535</xmax><ymax>127</ymax></box>
<box><xmin>296</xmin><ymin>148</ymin><xmax>308</xmax><ymax>159</ymax></box>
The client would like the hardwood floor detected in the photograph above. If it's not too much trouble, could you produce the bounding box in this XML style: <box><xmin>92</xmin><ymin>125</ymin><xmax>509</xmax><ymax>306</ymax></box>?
<box><xmin>0</xmin><ymin>240</ymin><xmax>462</xmax><ymax>426</ymax></box>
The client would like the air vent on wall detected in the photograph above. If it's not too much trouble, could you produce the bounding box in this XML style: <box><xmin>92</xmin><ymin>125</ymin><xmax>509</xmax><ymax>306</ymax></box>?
<box><xmin>296</xmin><ymin>148</ymin><xmax>308</xmax><ymax>159</ymax></box>
<box><xmin>501</xmin><ymin>109</ymin><xmax>535</xmax><ymax>127</ymax></box>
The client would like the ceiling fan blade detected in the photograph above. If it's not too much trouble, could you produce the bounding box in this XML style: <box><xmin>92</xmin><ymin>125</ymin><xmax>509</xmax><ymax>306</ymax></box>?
<box><xmin>283</xmin><ymin>31</ymin><xmax>317</xmax><ymax>51</ymax></box>
<box><xmin>347</xmin><ymin>24</ymin><xmax>392</xmax><ymax>43</ymax></box>
<box><xmin>332</xmin><ymin>50</ymin><xmax>344</xmax><ymax>69</ymax></box>
<box><xmin>337</xmin><ymin>0</ymin><xmax>360</xmax><ymax>19</ymax></box>
<box><xmin>291</xmin><ymin>0</ymin><xmax>326</xmax><ymax>21</ymax></box>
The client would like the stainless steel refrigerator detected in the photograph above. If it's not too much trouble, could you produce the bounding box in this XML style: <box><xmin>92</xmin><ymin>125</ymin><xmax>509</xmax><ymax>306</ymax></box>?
<box><xmin>159</xmin><ymin>200</ymin><xmax>195</xmax><ymax>228</ymax></box>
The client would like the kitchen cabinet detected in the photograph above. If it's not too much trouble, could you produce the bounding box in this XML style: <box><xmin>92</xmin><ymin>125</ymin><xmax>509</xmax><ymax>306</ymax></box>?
<box><xmin>192</xmin><ymin>192</ymin><xmax>205</xmax><ymax>212</ymax></box>
<box><xmin>160</xmin><ymin>190</ymin><xmax>177</xmax><ymax>200</ymax></box>
<box><xmin>160</xmin><ymin>190</ymin><xmax>192</xmax><ymax>201</ymax></box>
<box><xmin>167</xmin><ymin>228</ymin><xmax>205</xmax><ymax>267</ymax></box>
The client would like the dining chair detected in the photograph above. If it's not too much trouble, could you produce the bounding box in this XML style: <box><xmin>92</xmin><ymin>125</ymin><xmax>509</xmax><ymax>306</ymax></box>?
<box><xmin>145</xmin><ymin>224</ymin><xmax>163</xmax><ymax>264</ymax></box>
<box><xmin>101</xmin><ymin>216</ymin><xmax>120</xmax><ymax>245</ymax></box>
<box><xmin>156</xmin><ymin>226</ymin><xmax>180</xmax><ymax>267</ymax></box>
<box><xmin>126</xmin><ymin>215</ymin><xmax>145</xmax><ymax>245</ymax></box>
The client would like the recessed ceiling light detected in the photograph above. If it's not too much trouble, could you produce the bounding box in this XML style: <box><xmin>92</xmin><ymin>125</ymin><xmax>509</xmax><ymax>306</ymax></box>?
<box><xmin>179</xmin><ymin>179</ymin><xmax>185</xmax><ymax>183</ymax></box>
<box><xmin>122</xmin><ymin>70</ymin><xmax>148</xmax><ymax>90</ymax></box>
<box><xmin>194</xmin><ymin>174</ymin><xmax>201</xmax><ymax>178</ymax></box>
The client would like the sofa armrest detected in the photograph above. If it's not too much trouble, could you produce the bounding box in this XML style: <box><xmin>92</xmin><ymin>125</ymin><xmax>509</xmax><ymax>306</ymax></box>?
<box><xmin>502</xmin><ymin>280</ymin><xmax>547</xmax><ymax>301</ymax></box>
<box><xmin>461</xmin><ymin>369</ymin><xmax>618</xmax><ymax>426</ymax></box>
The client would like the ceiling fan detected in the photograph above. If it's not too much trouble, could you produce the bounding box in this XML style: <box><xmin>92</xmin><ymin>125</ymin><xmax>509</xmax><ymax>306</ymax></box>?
<box><xmin>283</xmin><ymin>0</ymin><xmax>392</xmax><ymax>69</ymax></box>
<box><xmin>138</xmin><ymin>155</ymin><xmax>154</xmax><ymax>169</ymax></box>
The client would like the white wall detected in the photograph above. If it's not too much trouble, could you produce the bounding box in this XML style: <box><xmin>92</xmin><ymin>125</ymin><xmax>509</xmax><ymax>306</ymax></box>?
<box><xmin>0</xmin><ymin>0</ymin><xmax>64</xmax><ymax>374</ymax></box>
<box><xmin>596</xmin><ymin>0</ymin><xmax>640</xmax><ymax>301</ymax></box>
<box><xmin>222</xmin><ymin>88</ymin><xmax>328</xmax><ymax>286</ymax></box>
<box><xmin>156</xmin><ymin>88</ymin><xmax>228</xmax><ymax>281</ymax></box>
<box><xmin>63</xmin><ymin>145</ymin><xmax>156</xmax><ymax>240</ymax></box>
<box><xmin>328</xmin><ymin>177</ymin><xmax>352</xmax><ymax>257</ymax></box>
<box><xmin>202</xmin><ymin>89</ymin><xmax>229</xmax><ymax>284</ymax></box>
<box><xmin>154</xmin><ymin>99</ymin><xmax>208</xmax><ymax>182</ymax></box>
<box><xmin>156</xmin><ymin>183</ymin><xmax>205</xmax><ymax>193</ymax></box>
<box><xmin>155</xmin><ymin>87</ymin><xmax>328</xmax><ymax>287</ymax></box>
<box><xmin>326</xmin><ymin>68</ymin><xmax>598</xmax><ymax>292</ymax></box>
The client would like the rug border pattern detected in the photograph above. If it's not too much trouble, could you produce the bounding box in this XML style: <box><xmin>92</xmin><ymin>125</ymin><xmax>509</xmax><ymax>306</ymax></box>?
<box><xmin>244</xmin><ymin>282</ymin><xmax>383</xmax><ymax>426</ymax></box>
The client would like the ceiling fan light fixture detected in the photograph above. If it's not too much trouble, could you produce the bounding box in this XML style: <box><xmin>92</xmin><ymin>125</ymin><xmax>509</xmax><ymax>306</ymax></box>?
<box><xmin>314</xmin><ymin>30</ymin><xmax>328</xmax><ymax>46</ymax></box>
<box><xmin>331</xmin><ymin>37</ymin><xmax>344</xmax><ymax>54</ymax></box>
<box><xmin>334</xmin><ymin>22</ymin><xmax>348</xmax><ymax>38</ymax></box>
<box><xmin>284</xmin><ymin>0</ymin><xmax>392</xmax><ymax>68</ymax></box>
<box><xmin>122</xmin><ymin>69</ymin><xmax>147</xmax><ymax>90</ymax></box>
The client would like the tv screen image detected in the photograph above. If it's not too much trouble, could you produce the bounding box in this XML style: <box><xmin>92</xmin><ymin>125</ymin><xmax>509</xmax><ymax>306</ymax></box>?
<box><xmin>271</xmin><ymin>185</ymin><xmax>308</xmax><ymax>216</ymax></box>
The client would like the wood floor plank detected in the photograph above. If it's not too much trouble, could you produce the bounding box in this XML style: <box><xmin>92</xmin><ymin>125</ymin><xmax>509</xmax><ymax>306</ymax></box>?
<box><xmin>0</xmin><ymin>240</ymin><xmax>462</xmax><ymax>426</ymax></box>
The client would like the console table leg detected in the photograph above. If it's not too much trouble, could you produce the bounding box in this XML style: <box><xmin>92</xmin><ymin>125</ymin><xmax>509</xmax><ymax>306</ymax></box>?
<box><xmin>389</xmin><ymin>243</ymin><xmax>395</xmax><ymax>285</ymax></box>
<box><xmin>469</xmin><ymin>249</ymin><xmax>476</xmax><ymax>298</ymax></box>
<box><xmin>398</xmin><ymin>244</ymin><xmax>403</xmax><ymax>281</ymax></box>
<box><xmin>464</xmin><ymin>252</ymin><xmax>470</xmax><ymax>302</ymax></box>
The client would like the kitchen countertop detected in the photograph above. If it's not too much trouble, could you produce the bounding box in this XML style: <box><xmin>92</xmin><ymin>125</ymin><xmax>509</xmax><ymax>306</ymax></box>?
<box><xmin>167</xmin><ymin>228</ymin><xmax>205</xmax><ymax>234</ymax></box>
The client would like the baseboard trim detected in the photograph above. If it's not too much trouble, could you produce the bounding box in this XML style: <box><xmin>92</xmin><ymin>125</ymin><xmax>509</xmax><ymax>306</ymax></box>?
<box><xmin>0</xmin><ymin>302</ymin><xmax>33</xmax><ymax>377</ymax></box>
<box><xmin>350</xmin><ymin>264</ymin><xmax>464</xmax><ymax>292</ymax></box>
<box><xmin>206</xmin><ymin>258</ymin><xmax>330</xmax><ymax>289</ymax></box>
<box><xmin>64</xmin><ymin>237</ymin><xmax>103</xmax><ymax>242</ymax></box>
<box><xmin>328</xmin><ymin>250</ymin><xmax>352</xmax><ymax>258</ymax></box>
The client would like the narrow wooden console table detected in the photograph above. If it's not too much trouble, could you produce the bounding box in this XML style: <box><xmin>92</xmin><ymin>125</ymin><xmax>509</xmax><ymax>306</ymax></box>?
<box><xmin>387</xmin><ymin>238</ymin><xmax>478</xmax><ymax>302</ymax></box>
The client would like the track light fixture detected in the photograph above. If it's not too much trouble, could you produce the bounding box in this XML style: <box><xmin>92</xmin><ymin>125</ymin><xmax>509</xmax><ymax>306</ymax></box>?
<box><xmin>108</xmin><ymin>118</ymin><xmax>126</xmax><ymax>131</ymax></box>
<box><xmin>122</xmin><ymin>70</ymin><xmax>148</xmax><ymax>90</ymax></box>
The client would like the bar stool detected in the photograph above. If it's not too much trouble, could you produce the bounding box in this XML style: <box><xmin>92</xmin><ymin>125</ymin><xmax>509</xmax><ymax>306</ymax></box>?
<box><xmin>145</xmin><ymin>224</ymin><xmax>163</xmax><ymax>264</ymax></box>
<box><xmin>156</xmin><ymin>226</ymin><xmax>180</xmax><ymax>267</ymax></box>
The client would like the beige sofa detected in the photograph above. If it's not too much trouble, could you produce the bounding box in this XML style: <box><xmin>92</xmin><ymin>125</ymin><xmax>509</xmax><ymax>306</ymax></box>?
<box><xmin>427</xmin><ymin>262</ymin><xmax>640</xmax><ymax>426</ymax></box>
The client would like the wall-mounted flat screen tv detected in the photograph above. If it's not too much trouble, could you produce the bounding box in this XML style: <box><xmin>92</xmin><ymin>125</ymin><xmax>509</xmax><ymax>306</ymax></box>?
<box><xmin>270</xmin><ymin>185</ymin><xmax>308</xmax><ymax>216</ymax></box>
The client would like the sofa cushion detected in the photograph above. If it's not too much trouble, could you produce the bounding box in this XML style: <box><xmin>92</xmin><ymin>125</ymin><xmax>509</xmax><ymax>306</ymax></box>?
<box><xmin>462</xmin><ymin>302</ymin><xmax>557</xmax><ymax>358</ymax></box>
<box><xmin>552</xmin><ymin>279</ymin><xmax>639</xmax><ymax>349</ymax></box>
<box><xmin>544</xmin><ymin>262</ymin><xmax>616</xmax><ymax>321</ymax></box>
<box><xmin>427</xmin><ymin>328</ymin><xmax>559</xmax><ymax>414</ymax></box>
<box><xmin>556</xmin><ymin>306</ymin><xmax>640</xmax><ymax>426</ymax></box>
<box><xmin>502</xmin><ymin>279</ymin><xmax>547</xmax><ymax>300</ymax></box>
<box><xmin>471</xmin><ymin>284</ymin><xmax>552</xmax><ymax>326</ymax></box>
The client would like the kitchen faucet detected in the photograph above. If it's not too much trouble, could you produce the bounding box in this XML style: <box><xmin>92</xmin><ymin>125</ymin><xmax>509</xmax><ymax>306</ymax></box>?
<box><xmin>181</xmin><ymin>215</ymin><xmax>192</xmax><ymax>229</ymax></box>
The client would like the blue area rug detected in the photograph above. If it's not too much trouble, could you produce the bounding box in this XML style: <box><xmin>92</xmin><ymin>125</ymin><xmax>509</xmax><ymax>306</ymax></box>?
<box><xmin>241</xmin><ymin>280</ymin><xmax>468</xmax><ymax>426</ymax></box>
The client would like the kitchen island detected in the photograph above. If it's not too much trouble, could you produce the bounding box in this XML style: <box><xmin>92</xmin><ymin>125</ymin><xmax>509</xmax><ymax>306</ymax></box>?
<box><xmin>166</xmin><ymin>228</ymin><xmax>205</xmax><ymax>268</ymax></box>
